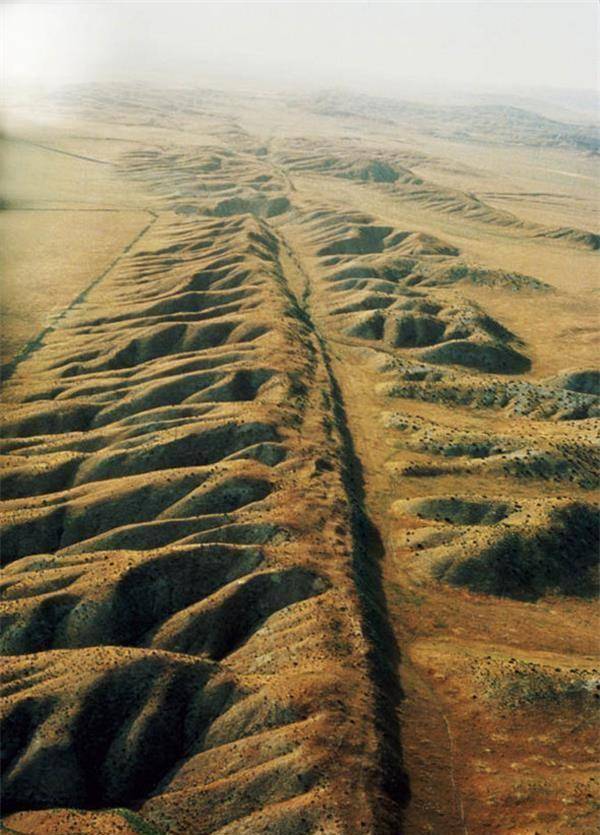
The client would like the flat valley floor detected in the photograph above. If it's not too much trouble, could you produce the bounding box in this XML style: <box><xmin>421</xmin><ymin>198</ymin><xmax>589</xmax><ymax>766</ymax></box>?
<box><xmin>1</xmin><ymin>84</ymin><xmax>599</xmax><ymax>834</ymax></box>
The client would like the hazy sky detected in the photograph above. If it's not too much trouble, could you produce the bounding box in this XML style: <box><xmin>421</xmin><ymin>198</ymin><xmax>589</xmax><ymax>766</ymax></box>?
<box><xmin>3</xmin><ymin>1</ymin><xmax>599</xmax><ymax>93</ymax></box>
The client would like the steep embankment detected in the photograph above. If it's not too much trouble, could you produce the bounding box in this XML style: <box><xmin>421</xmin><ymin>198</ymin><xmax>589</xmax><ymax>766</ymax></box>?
<box><xmin>1</xmin><ymin>204</ymin><xmax>405</xmax><ymax>833</ymax></box>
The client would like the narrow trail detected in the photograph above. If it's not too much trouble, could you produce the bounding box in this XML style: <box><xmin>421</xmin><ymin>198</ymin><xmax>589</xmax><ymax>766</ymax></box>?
<box><xmin>1</xmin><ymin>210</ymin><xmax>158</xmax><ymax>383</ymax></box>
<box><xmin>442</xmin><ymin>715</ymin><xmax>469</xmax><ymax>834</ymax></box>
<box><xmin>8</xmin><ymin>137</ymin><xmax>112</xmax><ymax>166</ymax></box>
<box><xmin>5</xmin><ymin>207</ymin><xmax>151</xmax><ymax>213</ymax></box>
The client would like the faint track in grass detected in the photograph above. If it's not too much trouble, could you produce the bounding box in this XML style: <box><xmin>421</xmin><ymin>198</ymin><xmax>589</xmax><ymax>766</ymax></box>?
<box><xmin>7</xmin><ymin>137</ymin><xmax>112</xmax><ymax>166</ymax></box>
<box><xmin>1</xmin><ymin>209</ymin><xmax>158</xmax><ymax>383</ymax></box>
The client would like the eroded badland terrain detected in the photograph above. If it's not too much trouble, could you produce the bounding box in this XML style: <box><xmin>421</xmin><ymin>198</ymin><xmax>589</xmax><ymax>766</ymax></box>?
<box><xmin>1</xmin><ymin>84</ymin><xmax>599</xmax><ymax>834</ymax></box>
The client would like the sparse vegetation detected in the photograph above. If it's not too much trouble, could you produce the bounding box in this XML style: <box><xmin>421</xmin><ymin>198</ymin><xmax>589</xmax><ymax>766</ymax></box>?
<box><xmin>2</xmin><ymin>78</ymin><xmax>598</xmax><ymax>835</ymax></box>
<box><xmin>472</xmin><ymin>656</ymin><xmax>599</xmax><ymax>711</ymax></box>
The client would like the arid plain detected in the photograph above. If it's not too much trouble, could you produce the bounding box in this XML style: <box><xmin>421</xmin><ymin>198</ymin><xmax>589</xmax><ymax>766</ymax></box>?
<box><xmin>1</xmin><ymin>83</ymin><xmax>599</xmax><ymax>834</ymax></box>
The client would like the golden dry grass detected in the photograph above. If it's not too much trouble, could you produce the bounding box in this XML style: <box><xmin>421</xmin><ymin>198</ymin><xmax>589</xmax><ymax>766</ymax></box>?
<box><xmin>1</xmin><ymin>82</ymin><xmax>598</xmax><ymax>834</ymax></box>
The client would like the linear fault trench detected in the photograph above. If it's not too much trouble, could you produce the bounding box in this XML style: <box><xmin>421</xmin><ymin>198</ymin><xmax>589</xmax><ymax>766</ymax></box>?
<box><xmin>3</xmin><ymin>183</ymin><xmax>423</xmax><ymax>828</ymax></box>
<box><xmin>275</xmin><ymin>217</ymin><xmax>468</xmax><ymax>834</ymax></box>
<box><xmin>274</xmin><ymin>223</ymin><xmax>410</xmax><ymax>827</ymax></box>
<box><xmin>2</xmin><ymin>204</ymin><xmax>401</xmax><ymax>833</ymax></box>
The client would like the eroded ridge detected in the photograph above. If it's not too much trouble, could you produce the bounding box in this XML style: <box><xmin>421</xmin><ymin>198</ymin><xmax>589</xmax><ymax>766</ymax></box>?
<box><xmin>1</xmin><ymin>212</ymin><xmax>394</xmax><ymax>833</ymax></box>
<box><xmin>274</xmin><ymin>139</ymin><xmax>600</xmax><ymax>250</ymax></box>
<box><xmin>278</xmin><ymin>195</ymin><xmax>598</xmax><ymax>830</ymax></box>
<box><xmin>284</xmin><ymin>203</ymin><xmax>600</xmax><ymax>592</ymax></box>
<box><xmin>290</xmin><ymin>205</ymin><xmax>535</xmax><ymax>374</ymax></box>
<box><xmin>120</xmin><ymin>145</ymin><xmax>292</xmax><ymax>219</ymax></box>
<box><xmin>3</xmin><ymin>82</ymin><xmax>599</xmax><ymax>834</ymax></box>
